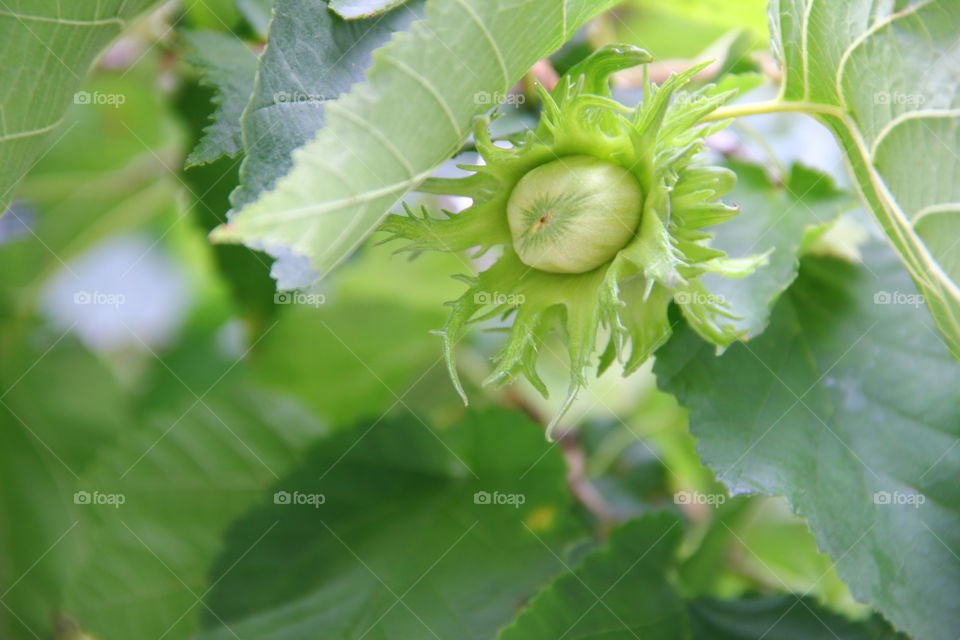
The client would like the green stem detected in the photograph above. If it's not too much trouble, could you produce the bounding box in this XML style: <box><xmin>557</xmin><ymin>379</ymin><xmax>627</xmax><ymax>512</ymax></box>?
<box><xmin>704</xmin><ymin>99</ymin><xmax>847</xmax><ymax>122</ymax></box>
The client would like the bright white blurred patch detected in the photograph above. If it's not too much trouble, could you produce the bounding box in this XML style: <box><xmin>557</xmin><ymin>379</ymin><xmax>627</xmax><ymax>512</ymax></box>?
<box><xmin>40</xmin><ymin>234</ymin><xmax>192</xmax><ymax>352</ymax></box>
<box><xmin>263</xmin><ymin>244</ymin><xmax>318</xmax><ymax>291</ymax></box>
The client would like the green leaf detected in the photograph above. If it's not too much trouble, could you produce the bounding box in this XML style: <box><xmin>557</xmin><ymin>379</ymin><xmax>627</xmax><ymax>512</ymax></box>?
<box><xmin>227</xmin><ymin>0</ymin><xmax>424</xmax><ymax>211</ymax></box>
<box><xmin>249</xmin><ymin>242</ymin><xmax>465</xmax><ymax>426</ymax></box>
<box><xmin>0</xmin><ymin>340</ymin><xmax>129</xmax><ymax>640</ymax></box>
<box><xmin>65</xmin><ymin>381</ymin><xmax>323</xmax><ymax>640</ymax></box>
<box><xmin>0</xmin><ymin>0</ymin><xmax>162</xmax><ymax>212</ymax></box>
<box><xmin>197</xmin><ymin>409</ymin><xmax>585</xmax><ymax>639</ymax></box>
<box><xmin>330</xmin><ymin>0</ymin><xmax>410</xmax><ymax>20</ymax></box>
<box><xmin>494</xmin><ymin>511</ymin><xmax>903</xmax><ymax>640</ymax></box>
<box><xmin>768</xmin><ymin>0</ymin><xmax>960</xmax><ymax>358</ymax></box>
<box><xmin>175</xmin><ymin>77</ymin><xmax>278</xmax><ymax>325</ymax></box>
<box><xmin>655</xmin><ymin>242</ymin><xmax>960</xmax><ymax>640</ymax></box>
<box><xmin>182</xmin><ymin>29</ymin><xmax>260</xmax><ymax>167</ymax></box>
<box><xmin>690</xmin><ymin>597</ymin><xmax>907</xmax><ymax>640</ymax></box>
<box><xmin>213</xmin><ymin>0</ymin><xmax>621</xmax><ymax>281</ymax></box>
<box><xmin>704</xmin><ymin>162</ymin><xmax>853</xmax><ymax>338</ymax></box>
<box><xmin>497</xmin><ymin>514</ymin><xmax>688</xmax><ymax>640</ymax></box>
<box><xmin>236</xmin><ymin>0</ymin><xmax>273</xmax><ymax>38</ymax></box>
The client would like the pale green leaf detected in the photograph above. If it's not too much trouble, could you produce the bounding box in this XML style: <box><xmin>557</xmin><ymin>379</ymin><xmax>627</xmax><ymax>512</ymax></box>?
<box><xmin>228</xmin><ymin>0</ymin><xmax>424</xmax><ymax>211</ymax></box>
<box><xmin>704</xmin><ymin>161</ymin><xmax>853</xmax><ymax>338</ymax></box>
<box><xmin>656</xmin><ymin>242</ymin><xmax>960</xmax><ymax>640</ymax></box>
<box><xmin>769</xmin><ymin>0</ymin><xmax>960</xmax><ymax>358</ymax></box>
<box><xmin>0</xmin><ymin>0</ymin><xmax>162</xmax><ymax>211</ymax></box>
<box><xmin>213</xmin><ymin>0</ymin><xmax>621</xmax><ymax>280</ymax></box>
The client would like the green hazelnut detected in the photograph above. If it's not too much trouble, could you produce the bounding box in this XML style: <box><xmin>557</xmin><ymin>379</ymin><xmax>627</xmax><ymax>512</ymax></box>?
<box><xmin>506</xmin><ymin>155</ymin><xmax>643</xmax><ymax>274</ymax></box>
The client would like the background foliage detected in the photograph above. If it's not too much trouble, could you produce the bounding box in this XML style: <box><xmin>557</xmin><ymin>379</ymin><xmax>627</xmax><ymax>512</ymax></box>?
<box><xmin>0</xmin><ymin>1</ymin><xmax>956</xmax><ymax>639</ymax></box>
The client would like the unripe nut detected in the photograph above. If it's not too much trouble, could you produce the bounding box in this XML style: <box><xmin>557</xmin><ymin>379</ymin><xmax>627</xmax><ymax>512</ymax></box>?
<box><xmin>506</xmin><ymin>156</ymin><xmax>643</xmax><ymax>274</ymax></box>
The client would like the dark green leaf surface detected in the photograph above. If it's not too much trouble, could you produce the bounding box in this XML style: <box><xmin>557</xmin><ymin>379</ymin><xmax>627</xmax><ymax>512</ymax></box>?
<box><xmin>656</xmin><ymin>242</ymin><xmax>960</xmax><ymax>640</ymax></box>
<box><xmin>493</xmin><ymin>513</ymin><xmax>903</xmax><ymax>640</ymax></box>
<box><xmin>497</xmin><ymin>514</ymin><xmax>688</xmax><ymax>640</ymax></box>
<box><xmin>770</xmin><ymin>0</ymin><xmax>960</xmax><ymax>358</ymax></box>
<box><xmin>182</xmin><ymin>29</ymin><xmax>259</xmax><ymax>167</ymax></box>
<box><xmin>199</xmin><ymin>409</ymin><xmax>584</xmax><ymax>640</ymax></box>
<box><xmin>690</xmin><ymin>597</ymin><xmax>907</xmax><ymax>639</ymax></box>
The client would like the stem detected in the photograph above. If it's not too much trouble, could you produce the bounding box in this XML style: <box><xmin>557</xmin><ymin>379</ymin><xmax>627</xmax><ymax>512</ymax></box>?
<box><xmin>704</xmin><ymin>99</ymin><xmax>846</xmax><ymax>122</ymax></box>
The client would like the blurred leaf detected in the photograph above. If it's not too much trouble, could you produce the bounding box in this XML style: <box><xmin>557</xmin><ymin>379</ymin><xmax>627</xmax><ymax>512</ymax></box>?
<box><xmin>249</xmin><ymin>241</ymin><xmax>465</xmax><ymax>427</ymax></box>
<box><xmin>227</xmin><ymin>0</ymin><xmax>425</xmax><ymax>211</ymax></box>
<box><xmin>705</xmin><ymin>162</ymin><xmax>852</xmax><ymax>338</ymax></box>
<box><xmin>65</xmin><ymin>376</ymin><xmax>323</xmax><ymax>640</ymax></box>
<box><xmin>330</xmin><ymin>0</ymin><xmax>409</xmax><ymax>20</ymax></box>
<box><xmin>769</xmin><ymin>0</ymin><xmax>960</xmax><ymax>358</ymax></box>
<box><xmin>656</xmin><ymin>242</ymin><xmax>960</xmax><ymax>640</ymax></box>
<box><xmin>498</xmin><ymin>514</ymin><xmax>688</xmax><ymax>640</ymax></box>
<box><xmin>597</xmin><ymin>0</ymin><xmax>767</xmax><ymax>61</ymax></box>
<box><xmin>213</xmin><ymin>0</ymin><xmax>620</xmax><ymax>281</ymax></box>
<box><xmin>175</xmin><ymin>79</ymin><xmax>277</xmax><ymax>326</ymax></box>
<box><xmin>0</xmin><ymin>0</ymin><xmax>163</xmax><ymax>211</ymax></box>
<box><xmin>198</xmin><ymin>409</ymin><xmax>584</xmax><ymax>639</ymax></box>
<box><xmin>182</xmin><ymin>29</ymin><xmax>259</xmax><ymax>167</ymax></box>
<box><xmin>495</xmin><ymin>511</ymin><xmax>899</xmax><ymax>640</ymax></box>
<box><xmin>0</xmin><ymin>339</ymin><xmax>129</xmax><ymax>639</ymax></box>
<box><xmin>690</xmin><ymin>596</ymin><xmax>907</xmax><ymax>639</ymax></box>
<box><xmin>251</xmin><ymin>299</ymin><xmax>452</xmax><ymax>426</ymax></box>
<box><xmin>235</xmin><ymin>0</ymin><xmax>273</xmax><ymax>38</ymax></box>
